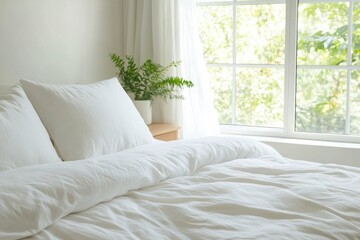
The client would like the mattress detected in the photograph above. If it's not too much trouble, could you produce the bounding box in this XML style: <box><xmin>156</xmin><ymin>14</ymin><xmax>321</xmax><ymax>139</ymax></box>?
<box><xmin>1</xmin><ymin>137</ymin><xmax>359</xmax><ymax>240</ymax></box>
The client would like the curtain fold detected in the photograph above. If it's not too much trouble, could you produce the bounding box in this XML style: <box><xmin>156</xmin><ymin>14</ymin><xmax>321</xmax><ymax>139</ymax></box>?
<box><xmin>121</xmin><ymin>0</ymin><xmax>219</xmax><ymax>138</ymax></box>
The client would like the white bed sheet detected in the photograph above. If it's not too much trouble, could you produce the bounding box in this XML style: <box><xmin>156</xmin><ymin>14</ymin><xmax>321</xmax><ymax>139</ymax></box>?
<box><xmin>0</xmin><ymin>137</ymin><xmax>359</xmax><ymax>240</ymax></box>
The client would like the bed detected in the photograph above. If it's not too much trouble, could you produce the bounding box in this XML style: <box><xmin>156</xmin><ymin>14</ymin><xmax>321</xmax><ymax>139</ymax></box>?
<box><xmin>1</xmin><ymin>79</ymin><xmax>359</xmax><ymax>240</ymax></box>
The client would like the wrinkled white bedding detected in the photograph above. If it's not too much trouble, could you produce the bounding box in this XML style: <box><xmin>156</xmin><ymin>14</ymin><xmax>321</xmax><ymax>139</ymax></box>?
<box><xmin>0</xmin><ymin>137</ymin><xmax>359</xmax><ymax>240</ymax></box>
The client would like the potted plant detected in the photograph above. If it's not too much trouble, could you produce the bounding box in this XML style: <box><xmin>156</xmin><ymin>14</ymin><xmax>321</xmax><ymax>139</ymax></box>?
<box><xmin>110</xmin><ymin>54</ymin><xmax>194</xmax><ymax>124</ymax></box>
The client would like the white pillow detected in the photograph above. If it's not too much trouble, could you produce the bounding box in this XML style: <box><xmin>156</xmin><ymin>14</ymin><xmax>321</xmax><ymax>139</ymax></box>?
<box><xmin>20</xmin><ymin>78</ymin><xmax>154</xmax><ymax>161</ymax></box>
<box><xmin>0</xmin><ymin>85</ymin><xmax>61</xmax><ymax>171</ymax></box>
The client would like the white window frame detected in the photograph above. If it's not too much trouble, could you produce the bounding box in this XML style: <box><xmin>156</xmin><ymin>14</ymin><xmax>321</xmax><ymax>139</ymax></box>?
<box><xmin>197</xmin><ymin>0</ymin><xmax>360</xmax><ymax>143</ymax></box>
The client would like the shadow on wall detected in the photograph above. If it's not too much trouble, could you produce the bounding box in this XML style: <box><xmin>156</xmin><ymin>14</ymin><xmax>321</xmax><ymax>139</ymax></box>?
<box><xmin>0</xmin><ymin>84</ymin><xmax>11</xmax><ymax>94</ymax></box>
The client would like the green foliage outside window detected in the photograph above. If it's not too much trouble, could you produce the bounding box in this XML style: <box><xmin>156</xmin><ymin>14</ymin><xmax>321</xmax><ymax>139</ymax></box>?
<box><xmin>296</xmin><ymin>3</ymin><xmax>360</xmax><ymax>134</ymax></box>
<box><xmin>197</xmin><ymin>2</ymin><xmax>360</xmax><ymax>135</ymax></box>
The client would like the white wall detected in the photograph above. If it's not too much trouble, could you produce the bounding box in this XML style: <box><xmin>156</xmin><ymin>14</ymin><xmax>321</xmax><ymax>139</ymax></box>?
<box><xmin>0</xmin><ymin>0</ymin><xmax>121</xmax><ymax>88</ymax></box>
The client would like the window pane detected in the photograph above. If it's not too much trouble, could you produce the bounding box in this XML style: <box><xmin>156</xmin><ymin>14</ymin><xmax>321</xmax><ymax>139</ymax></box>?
<box><xmin>236</xmin><ymin>4</ymin><xmax>285</xmax><ymax>64</ymax></box>
<box><xmin>353</xmin><ymin>2</ymin><xmax>360</xmax><ymax>66</ymax></box>
<box><xmin>208</xmin><ymin>67</ymin><xmax>233</xmax><ymax>124</ymax></box>
<box><xmin>297</xmin><ymin>2</ymin><xmax>349</xmax><ymax>66</ymax></box>
<box><xmin>197</xmin><ymin>6</ymin><xmax>233</xmax><ymax>64</ymax></box>
<box><xmin>351</xmin><ymin>70</ymin><xmax>360</xmax><ymax>135</ymax></box>
<box><xmin>296</xmin><ymin>69</ymin><xmax>347</xmax><ymax>134</ymax></box>
<box><xmin>236</xmin><ymin>68</ymin><xmax>284</xmax><ymax>127</ymax></box>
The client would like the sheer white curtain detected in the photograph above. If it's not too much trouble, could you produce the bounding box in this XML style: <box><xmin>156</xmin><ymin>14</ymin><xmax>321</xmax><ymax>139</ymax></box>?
<box><xmin>121</xmin><ymin>0</ymin><xmax>218</xmax><ymax>138</ymax></box>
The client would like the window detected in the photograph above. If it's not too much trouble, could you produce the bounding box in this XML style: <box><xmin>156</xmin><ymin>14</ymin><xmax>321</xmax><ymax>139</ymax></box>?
<box><xmin>197</xmin><ymin>0</ymin><xmax>360</xmax><ymax>143</ymax></box>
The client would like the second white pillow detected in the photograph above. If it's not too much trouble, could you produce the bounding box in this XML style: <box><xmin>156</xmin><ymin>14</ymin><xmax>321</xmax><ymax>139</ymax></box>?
<box><xmin>20</xmin><ymin>78</ymin><xmax>154</xmax><ymax>161</ymax></box>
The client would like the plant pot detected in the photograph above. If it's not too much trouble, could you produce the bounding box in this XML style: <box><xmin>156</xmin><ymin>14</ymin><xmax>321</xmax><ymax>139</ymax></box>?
<box><xmin>133</xmin><ymin>100</ymin><xmax>152</xmax><ymax>125</ymax></box>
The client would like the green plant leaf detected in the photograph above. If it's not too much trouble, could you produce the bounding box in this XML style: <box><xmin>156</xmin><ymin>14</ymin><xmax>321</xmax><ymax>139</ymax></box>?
<box><xmin>110</xmin><ymin>54</ymin><xmax>194</xmax><ymax>102</ymax></box>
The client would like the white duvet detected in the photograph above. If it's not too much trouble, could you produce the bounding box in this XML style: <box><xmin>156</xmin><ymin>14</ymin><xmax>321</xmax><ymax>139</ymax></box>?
<box><xmin>0</xmin><ymin>137</ymin><xmax>359</xmax><ymax>240</ymax></box>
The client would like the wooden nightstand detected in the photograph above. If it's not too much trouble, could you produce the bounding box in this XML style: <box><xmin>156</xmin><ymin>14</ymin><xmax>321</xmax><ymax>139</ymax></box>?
<box><xmin>148</xmin><ymin>123</ymin><xmax>180</xmax><ymax>141</ymax></box>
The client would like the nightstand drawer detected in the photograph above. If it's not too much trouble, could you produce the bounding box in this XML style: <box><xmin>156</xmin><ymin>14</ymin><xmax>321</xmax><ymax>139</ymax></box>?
<box><xmin>148</xmin><ymin>123</ymin><xmax>180</xmax><ymax>141</ymax></box>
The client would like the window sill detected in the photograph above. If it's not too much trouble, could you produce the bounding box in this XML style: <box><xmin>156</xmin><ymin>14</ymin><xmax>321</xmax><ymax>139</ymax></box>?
<box><xmin>220</xmin><ymin>125</ymin><xmax>360</xmax><ymax>144</ymax></box>
<box><xmin>220</xmin><ymin>133</ymin><xmax>360</xmax><ymax>167</ymax></box>
<box><xmin>221</xmin><ymin>134</ymin><xmax>360</xmax><ymax>149</ymax></box>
